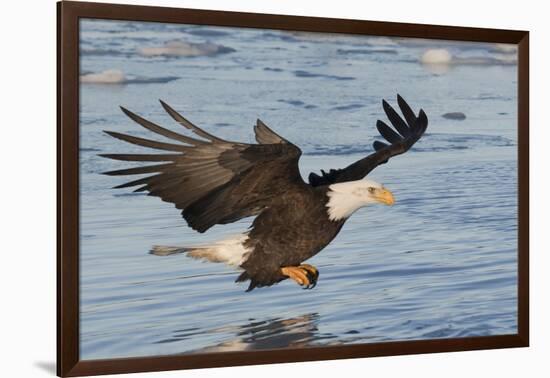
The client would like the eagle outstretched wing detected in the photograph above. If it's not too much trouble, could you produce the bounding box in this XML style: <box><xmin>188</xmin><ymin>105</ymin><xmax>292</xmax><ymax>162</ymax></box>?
<box><xmin>101</xmin><ymin>101</ymin><xmax>304</xmax><ymax>233</ymax></box>
<box><xmin>308</xmin><ymin>94</ymin><xmax>428</xmax><ymax>186</ymax></box>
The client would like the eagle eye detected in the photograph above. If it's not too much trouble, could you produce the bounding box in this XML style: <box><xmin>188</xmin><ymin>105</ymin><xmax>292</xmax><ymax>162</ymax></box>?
<box><xmin>368</xmin><ymin>187</ymin><xmax>375</xmax><ymax>194</ymax></box>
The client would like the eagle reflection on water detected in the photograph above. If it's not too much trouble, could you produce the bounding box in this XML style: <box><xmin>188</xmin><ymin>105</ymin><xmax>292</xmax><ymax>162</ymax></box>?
<box><xmin>154</xmin><ymin>313</ymin><xmax>369</xmax><ymax>352</ymax></box>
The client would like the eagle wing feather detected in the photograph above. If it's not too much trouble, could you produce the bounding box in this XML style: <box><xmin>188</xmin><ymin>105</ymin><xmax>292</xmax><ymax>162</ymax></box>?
<box><xmin>102</xmin><ymin>102</ymin><xmax>303</xmax><ymax>233</ymax></box>
<box><xmin>308</xmin><ymin>94</ymin><xmax>428</xmax><ymax>186</ymax></box>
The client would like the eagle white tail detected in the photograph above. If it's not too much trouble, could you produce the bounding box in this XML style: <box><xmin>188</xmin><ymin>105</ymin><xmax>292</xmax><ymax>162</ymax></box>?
<box><xmin>150</xmin><ymin>234</ymin><xmax>251</xmax><ymax>267</ymax></box>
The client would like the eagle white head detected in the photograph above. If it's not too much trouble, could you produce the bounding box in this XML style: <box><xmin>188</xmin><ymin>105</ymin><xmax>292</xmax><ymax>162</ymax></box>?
<box><xmin>326</xmin><ymin>179</ymin><xmax>395</xmax><ymax>221</ymax></box>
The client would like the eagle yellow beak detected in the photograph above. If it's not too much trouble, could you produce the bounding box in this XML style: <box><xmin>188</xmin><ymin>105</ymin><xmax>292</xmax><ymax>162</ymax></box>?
<box><xmin>375</xmin><ymin>187</ymin><xmax>395</xmax><ymax>206</ymax></box>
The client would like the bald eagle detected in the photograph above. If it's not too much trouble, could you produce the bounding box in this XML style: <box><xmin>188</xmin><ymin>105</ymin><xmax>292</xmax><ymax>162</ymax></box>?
<box><xmin>101</xmin><ymin>95</ymin><xmax>428</xmax><ymax>291</ymax></box>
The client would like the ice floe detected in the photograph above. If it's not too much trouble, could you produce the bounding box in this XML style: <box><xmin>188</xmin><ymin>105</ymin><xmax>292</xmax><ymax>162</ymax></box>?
<box><xmin>420</xmin><ymin>47</ymin><xmax>517</xmax><ymax>74</ymax></box>
<box><xmin>80</xmin><ymin>69</ymin><xmax>126</xmax><ymax>84</ymax></box>
<box><xmin>421</xmin><ymin>49</ymin><xmax>453</xmax><ymax>64</ymax></box>
<box><xmin>491</xmin><ymin>44</ymin><xmax>517</xmax><ymax>54</ymax></box>
<box><xmin>80</xmin><ymin>69</ymin><xmax>179</xmax><ymax>85</ymax></box>
<box><xmin>138</xmin><ymin>40</ymin><xmax>235</xmax><ymax>57</ymax></box>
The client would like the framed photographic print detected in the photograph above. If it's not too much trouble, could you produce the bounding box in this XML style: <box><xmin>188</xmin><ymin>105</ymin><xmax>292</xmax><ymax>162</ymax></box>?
<box><xmin>57</xmin><ymin>1</ymin><xmax>529</xmax><ymax>376</ymax></box>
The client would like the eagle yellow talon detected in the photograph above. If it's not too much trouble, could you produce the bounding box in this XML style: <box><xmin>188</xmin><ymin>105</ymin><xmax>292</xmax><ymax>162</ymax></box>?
<box><xmin>281</xmin><ymin>265</ymin><xmax>319</xmax><ymax>289</ymax></box>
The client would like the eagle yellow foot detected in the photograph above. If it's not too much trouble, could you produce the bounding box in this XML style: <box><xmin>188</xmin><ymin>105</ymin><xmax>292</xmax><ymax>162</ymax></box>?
<box><xmin>281</xmin><ymin>264</ymin><xmax>320</xmax><ymax>289</ymax></box>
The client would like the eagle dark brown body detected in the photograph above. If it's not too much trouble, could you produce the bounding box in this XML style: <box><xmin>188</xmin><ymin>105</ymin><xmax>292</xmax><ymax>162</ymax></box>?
<box><xmin>102</xmin><ymin>95</ymin><xmax>428</xmax><ymax>291</ymax></box>
<box><xmin>238</xmin><ymin>186</ymin><xmax>345</xmax><ymax>290</ymax></box>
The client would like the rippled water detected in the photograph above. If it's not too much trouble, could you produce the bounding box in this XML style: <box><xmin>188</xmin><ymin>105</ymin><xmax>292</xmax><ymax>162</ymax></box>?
<box><xmin>79</xmin><ymin>19</ymin><xmax>518</xmax><ymax>360</ymax></box>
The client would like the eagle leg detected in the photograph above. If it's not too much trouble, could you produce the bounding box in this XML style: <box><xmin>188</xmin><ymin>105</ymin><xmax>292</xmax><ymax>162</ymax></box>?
<box><xmin>280</xmin><ymin>265</ymin><xmax>320</xmax><ymax>289</ymax></box>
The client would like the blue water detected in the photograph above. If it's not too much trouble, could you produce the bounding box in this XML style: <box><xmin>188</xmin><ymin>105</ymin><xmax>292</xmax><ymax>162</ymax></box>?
<box><xmin>79</xmin><ymin>19</ymin><xmax>518</xmax><ymax>360</ymax></box>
